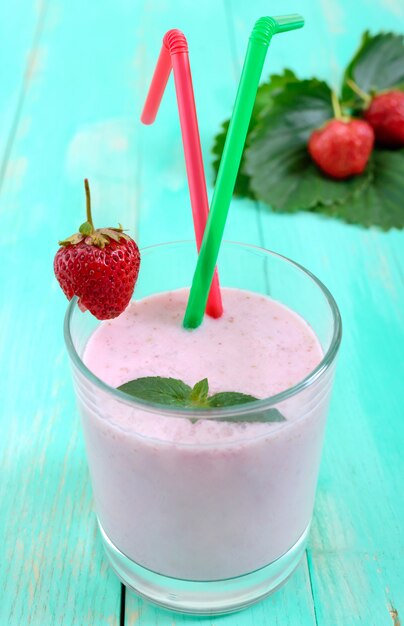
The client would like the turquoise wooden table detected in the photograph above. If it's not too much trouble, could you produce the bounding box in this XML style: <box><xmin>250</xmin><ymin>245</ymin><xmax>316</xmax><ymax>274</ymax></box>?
<box><xmin>1</xmin><ymin>1</ymin><xmax>404</xmax><ymax>624</ymax></box>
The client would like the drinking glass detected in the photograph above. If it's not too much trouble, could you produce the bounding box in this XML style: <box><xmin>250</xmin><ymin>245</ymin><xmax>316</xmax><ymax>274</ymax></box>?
<box><xmin>64</xmin><ymin>240</ymin><xmax>341</xmax><ymax>614</ymax></box>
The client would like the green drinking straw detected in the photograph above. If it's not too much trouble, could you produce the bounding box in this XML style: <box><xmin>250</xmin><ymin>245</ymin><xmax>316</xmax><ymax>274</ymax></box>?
<box><xmin>183</xmin><ymin>15</ymin><xmax>304</xmax><ymax>329</ymax></box>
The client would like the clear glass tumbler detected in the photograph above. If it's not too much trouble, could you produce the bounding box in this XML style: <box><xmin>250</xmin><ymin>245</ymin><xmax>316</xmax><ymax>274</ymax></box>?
<box><xmin>64</xmin><ymin>240</ymin><xmax>341</xmax><ymax>615</ymax></box>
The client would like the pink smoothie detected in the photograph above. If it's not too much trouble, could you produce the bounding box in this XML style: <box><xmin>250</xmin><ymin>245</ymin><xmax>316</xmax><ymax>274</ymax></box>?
<box><xmin>79</xmin><ymin>288</ymin><xmax>329</xmax><ymax>580</ymax></box>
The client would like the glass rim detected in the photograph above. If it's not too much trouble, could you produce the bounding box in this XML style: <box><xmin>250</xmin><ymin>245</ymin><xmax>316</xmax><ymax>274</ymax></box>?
<box><xmin>64</xmin><ymin>240</ymin><xmax>342</xmax><ymax>421</ymax></box>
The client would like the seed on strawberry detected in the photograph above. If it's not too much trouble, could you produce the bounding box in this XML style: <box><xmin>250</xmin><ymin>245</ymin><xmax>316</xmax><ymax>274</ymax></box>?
<box><xmin>364</xmin><ymin>90</ymin><xmax>404</xmax><ymax>147</ymax></box>
<box><xmin>54</xmin><ymin>179</ymin><xmax>140</xmax><ymax>320</ymax></box>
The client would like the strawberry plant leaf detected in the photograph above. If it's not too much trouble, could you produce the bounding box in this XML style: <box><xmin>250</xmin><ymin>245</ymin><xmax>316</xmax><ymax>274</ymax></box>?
<box><xmin>245</xmin><ymin>79</ymin><xmax>371</xmax><ymax>211</ymax></box>
<box><xmin>342</xmin><ymin>32</ymin><xmax>404</xmax><ymax>105</ymax></box>
<box><xmin>212</xmin><ymin>70</ymin><xmax>299</xmax><ymax>199</ymax></box>
<box><xmin>318</xmin><ymin>149</ymin><xmax>404</xmax><ymax>230</ymax></box>
<box><xmin>212</xmin><ymin>119</ymin><xmax>254</xmax><ymax>198</ymax></box>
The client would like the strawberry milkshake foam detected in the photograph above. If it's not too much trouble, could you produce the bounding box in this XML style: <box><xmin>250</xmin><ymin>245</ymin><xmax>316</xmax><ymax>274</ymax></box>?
<box><xmin>78</xmin><ymin>287</ymin><xmax>329</xmax><ymax>580</ymax></box>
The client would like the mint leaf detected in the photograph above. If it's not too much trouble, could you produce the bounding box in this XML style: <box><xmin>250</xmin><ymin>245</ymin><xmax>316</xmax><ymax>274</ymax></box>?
<box><xmin>118</xmin><ymin>377</ymin><xmax>192</xmax><ymax>406</ymax></box>
<box><xmin>216</xmin><ymin>408</ymin><xmax>285</xmax><ymax>424</ymax></box>
<box><xmin>189</xmin><ymin>378</ymin><xmax>209</xmax><ymax>405</ymax></box>
<box><xmin>208</xmin><ymin>391</ymin><xmax>258</xmax><ymax>407</ymax></box>
<box><xmin>342</xmin><ymin>32</ymin><xmax>404</xmax><ymax>105</ymax></box>
<box><xmin>118</xmin><ymin>376</ymin><xmax>286</xmax><ymax>423</ymax></box>
<box><xmin>245</xmin><ymin>79</ymin><xmax>371</xmax><ymax>211</ymax></box>
<box><xmin>208</xmin><ymin>392</ymin><xmax>285</xmax><ymax>423</ymax></box>
<box><xmin>212</xmin><ymin>70</ymin><xmax>299</xmax><ymax>199</ymax></box>
<box><xmin>321</xmin><ymin>149</ymin><xmax>404</xmax><ymax>230</ymax></box>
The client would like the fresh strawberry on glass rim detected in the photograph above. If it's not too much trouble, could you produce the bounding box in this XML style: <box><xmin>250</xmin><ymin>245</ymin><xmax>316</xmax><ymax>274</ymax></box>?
<box><xmin>54</xmin><ymin>179</ymin><xmax>141</xmax><ymax>320</ymax></box>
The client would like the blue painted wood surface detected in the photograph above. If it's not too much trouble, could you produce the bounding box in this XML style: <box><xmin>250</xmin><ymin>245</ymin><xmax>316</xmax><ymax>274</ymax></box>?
<box><xmin>1</xmin><ymin>1</ymin><xmax>403</xmax><ymax>624</ymax></box>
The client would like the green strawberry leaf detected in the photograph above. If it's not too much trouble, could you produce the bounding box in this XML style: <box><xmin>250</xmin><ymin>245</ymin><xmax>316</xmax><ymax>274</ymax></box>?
<box><xmin>245</xmin><ymin>79</ymin><xmax>371</xmax><ymax>211</ymax></box>
<box><xmin>318</xmin><ymin>149</ymin><xmax>404</xmax><ymax>230</ymax></box>
<box><xmin>211</xmin><ymin>70</ymin><xmax>299</xmax><ymax>199</ymax></box>
<box><xmin>118</xmin><ymin>376</ymin><xmax>286</xmax><ymax>423</ymax></box>
<box><xmin>118</xmin><ymin>377</ymin><xmax>192</xmax><ymax>407</ymax></box>
<box><xmin>342</xmin><ymin>32</ymin><xmax>404</xmax><ymax>105</ymax></box>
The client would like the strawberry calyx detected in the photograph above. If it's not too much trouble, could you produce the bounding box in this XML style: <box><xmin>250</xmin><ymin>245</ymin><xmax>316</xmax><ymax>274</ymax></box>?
<box><xmin>59</xmin><ymin>225</ymin><xmax>131</xmax><ymax>249</ymax></box>
<box><xmin>58</xmin><ymin>179</ymin><xmax>131</xmax><ymax>249</ymax></box>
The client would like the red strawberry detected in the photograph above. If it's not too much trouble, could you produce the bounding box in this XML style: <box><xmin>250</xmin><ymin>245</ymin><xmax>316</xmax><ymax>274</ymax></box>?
<box><xmin>364</xmin><ymin>90</ymin><xmax>404</xmax><ymax>147</ymax></box>
<box><xmin>308</xmin><ymin>119</ymin><xmax>374</xmax><ymax>180</ymax></box>
<box><xmin>54</xmin><ymin>179</ymin><xmax>140</xmax><ymax>320</ymax></box>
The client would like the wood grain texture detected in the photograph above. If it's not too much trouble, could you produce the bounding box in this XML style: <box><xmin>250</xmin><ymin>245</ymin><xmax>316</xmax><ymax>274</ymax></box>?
<box><xmin>1</xmin><ymin>0</ymin><xmax>403</xmax><ymax>624</ymax></box>
<box><xmin>0</xmin><ymin>0</ymin><xmax>48</xmax><ymax>187</ymax></box>
<box><xmin>232</xmin><ymin>2</ymin><xmax>404</xmax><ymax>625</ymax></box>
<box><xmin>0</xmin><ymin>0</ymin><xmax>147</xmax><ymax>623</ymax></box>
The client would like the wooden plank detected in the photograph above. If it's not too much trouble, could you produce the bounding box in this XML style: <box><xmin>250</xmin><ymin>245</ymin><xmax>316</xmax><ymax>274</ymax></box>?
<box><xmin>0</xmin><ymin>0</ymin><xmax>156</xmax><ymax>623</ymax></box>
<box><xmin>1</xmin><ymin>0</ymin><xmax>402</xmax><ymax>624</ymax></box>
<box><xmin>0</xmin><ymin>0</ymin><xmax>46</xmax><ymax>178</ymax></box>
<box><xmin>254</xmin><ymin>212</ymin><xmax>404</xmax><ymax>626</ymax></box>
<box><xmin>302</xmin><ymin>221</ymin><xmax>404</xmax><ymax>625</ymax></box>
<box><xmin>248</xmin><ymin>1</ymin><xmax>404</xmax><ymax>624</ymax></box>
<box><xmin>285</xmin><ymin>2</ymin><xmax>404</xmax><ymax>623</ymax></box>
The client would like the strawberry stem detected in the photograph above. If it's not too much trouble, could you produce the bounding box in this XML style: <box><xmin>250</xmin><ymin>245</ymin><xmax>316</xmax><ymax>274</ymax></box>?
<box><xmin>84</xmin><ymin>179</ymin><xmax>94</xmax><ymax>230</ymax></box>
<box><xmin>331</xmin><ymin>90</ymin><xmax>343</xmax><ymax>120</ymax></box>
<box><xmin>346</xmin><ymin>79</ymin><xmax>371</xmax><ymax>104</ymax></box>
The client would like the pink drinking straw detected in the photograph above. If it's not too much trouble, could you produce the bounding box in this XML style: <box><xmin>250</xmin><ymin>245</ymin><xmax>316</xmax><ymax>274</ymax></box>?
<box><xmin>141</xmin><ymin>29</ymin><xmax>223</xmax><ymax>319</ymax></box>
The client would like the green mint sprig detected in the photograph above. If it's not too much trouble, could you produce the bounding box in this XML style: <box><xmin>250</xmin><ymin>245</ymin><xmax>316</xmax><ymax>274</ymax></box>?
<box><xmin>117</xmin><ymin>376</ymin><xmax>285</xmax><ymax>424</ymax></box>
